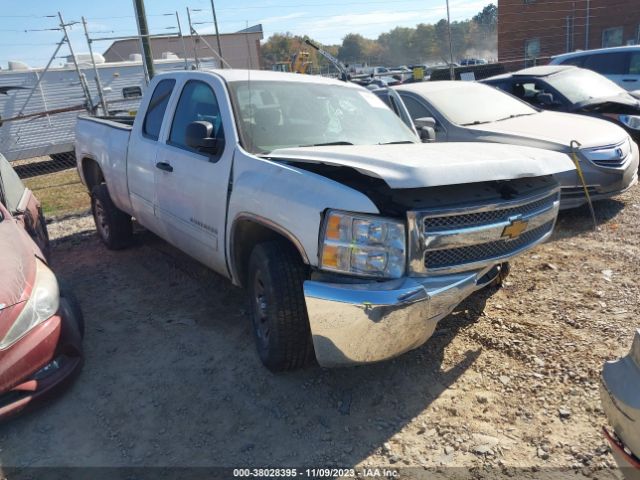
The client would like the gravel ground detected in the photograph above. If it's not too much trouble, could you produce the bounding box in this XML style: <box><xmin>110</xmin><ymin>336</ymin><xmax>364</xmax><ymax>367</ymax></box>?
<box><xmin>0</xmin><ymin>184</ymin><xmax>638</xmax><ymax>478</ymax></box>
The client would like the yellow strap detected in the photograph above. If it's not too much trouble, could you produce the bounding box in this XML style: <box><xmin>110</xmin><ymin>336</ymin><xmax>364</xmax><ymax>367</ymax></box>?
<box><xmin>570</xmin><ymin>140</ymin><xmax>597</xmax><ymax>230</ymax></box>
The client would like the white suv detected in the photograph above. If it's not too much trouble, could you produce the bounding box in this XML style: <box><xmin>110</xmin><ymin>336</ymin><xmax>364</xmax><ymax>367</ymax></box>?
<box><xmin>550</xmin><ymin>46</ymin><xmax>640</xmax><ymax>91</ymax></box>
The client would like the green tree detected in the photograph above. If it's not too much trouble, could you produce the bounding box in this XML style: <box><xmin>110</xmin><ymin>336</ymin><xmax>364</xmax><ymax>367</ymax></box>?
<box><xmin>338</xmin><ymin>34</ymin><xmax>367</xmax><ymax>62</ymax></box>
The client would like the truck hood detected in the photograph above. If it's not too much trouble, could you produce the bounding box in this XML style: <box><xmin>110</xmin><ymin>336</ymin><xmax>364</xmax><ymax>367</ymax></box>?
<box><xmin>466</xmin><ymin>111</ymin><xmax>628</xmax><ymax>151</ymax></box>
<box><xmin>267</xmin><ymin>143</ymin><xmax>575</xmax><ymax>189</ymax></box>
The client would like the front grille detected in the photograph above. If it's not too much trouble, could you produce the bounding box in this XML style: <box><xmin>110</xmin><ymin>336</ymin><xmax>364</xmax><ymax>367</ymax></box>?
<box><xmin>424</xmin><ymin>221</ymin><xmax>553</xmax><ymax>269</ymax></box>
<box><xmin>408</xmin><ymin>186</ymin><xmax>560</xmax><ymax>275</ymax></box>
<box><xmin>584</xmin><ymin>141</ymin><xmax>630</xmax><ymax>169</ymax></box>
<box><xmin>424</xmin><ymin>194</ymin><xmax>557</xmax><ymax>231</ymax></box>
<box><xmin>561</xmin><ymin>186</ymin><xmax>598</xmax><ymax>199</ymax></box>
<box><xmin>592</xmin><ymin>157</ymin><xmax>627</xmax><ymax>168</ymax></box>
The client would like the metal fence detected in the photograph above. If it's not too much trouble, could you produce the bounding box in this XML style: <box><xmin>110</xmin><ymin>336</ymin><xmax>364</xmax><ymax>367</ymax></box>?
<box><xmin>429</xmin><ymin>62</ymin><xmax>506</xmax><ymax>81</ymax></box>
<box><xmin>11</xmin><ymin>152</ymin><xmax>78</xmax><ymax>179</ymax></box>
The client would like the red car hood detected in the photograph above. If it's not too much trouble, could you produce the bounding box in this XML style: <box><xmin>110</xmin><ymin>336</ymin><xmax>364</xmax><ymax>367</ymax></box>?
<box><xmin>0</xmin><ymin>218</ymin><xmax>37</xmax><ymax>317</ymax></box>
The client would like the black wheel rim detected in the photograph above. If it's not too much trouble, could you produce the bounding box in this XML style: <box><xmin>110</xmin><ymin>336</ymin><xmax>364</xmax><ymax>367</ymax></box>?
<box><xmin>252</xmin><ymin>270</ymin><xmax>270</xmax><ymax>347</ymax></box>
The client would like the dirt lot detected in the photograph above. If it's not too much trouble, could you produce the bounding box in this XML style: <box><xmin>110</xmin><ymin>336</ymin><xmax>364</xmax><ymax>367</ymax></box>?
<box><xmin>0</xmin><ymin>178</ymin><xmax>638</xmax><ymax>477</ymax></box>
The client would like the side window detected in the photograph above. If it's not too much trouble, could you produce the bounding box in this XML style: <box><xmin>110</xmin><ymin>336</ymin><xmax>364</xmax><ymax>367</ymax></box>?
<box><xmin>629</xmin><ymin>52</ymin><xmax>640</xmax><ymax>75</ymax></box>
<box><xmin>561</xmin><ymin>56</ymin><xmax>586</xmax><ymax>67</ymax></box>
<box><xmin>169</xmin><ymin>80</ymin><xmax>224</xmax><ymax>151</ymax></box>
<box><xmin>399</xmin><ymin>94</ymin><xmax>433</xmax><ymax>120</ymax></box>
<box><xmin>584</xmin><ymin>53</ymin><xmax>627</xmax><ymax>74</ymax></box>
<box><xmin>143</xmin><ymin>79</ymin><xmax>176</xmax><ymax>140</ymax></box>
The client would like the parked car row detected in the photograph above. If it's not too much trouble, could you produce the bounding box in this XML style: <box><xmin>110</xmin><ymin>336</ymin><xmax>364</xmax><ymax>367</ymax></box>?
<box><xmin>375</xmin><ymin>66</ymin><xmax>639</xmax><ymax>210</ymax></box>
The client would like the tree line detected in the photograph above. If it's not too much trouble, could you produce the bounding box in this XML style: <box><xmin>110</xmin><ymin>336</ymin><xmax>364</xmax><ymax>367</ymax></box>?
<box><xmin>261</xmin><ymin>3</ymin><xmax>496</xmax><ymax>71</ymax></box>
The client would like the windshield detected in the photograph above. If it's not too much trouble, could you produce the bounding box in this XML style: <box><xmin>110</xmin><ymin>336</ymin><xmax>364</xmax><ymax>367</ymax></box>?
<box><xmin>423</xmin><ymin>82</ymin><xmax>538</xmax><ymax>126</ymax></box>
<box><xmin>228</xmin><ymin>80</ymin><xmax>418</xmax><ymax>154</ymax></box>
<box><xmin>545</xmin><ymin>69</ymin><xmax>628</xmax><ymax>104</ymax></box>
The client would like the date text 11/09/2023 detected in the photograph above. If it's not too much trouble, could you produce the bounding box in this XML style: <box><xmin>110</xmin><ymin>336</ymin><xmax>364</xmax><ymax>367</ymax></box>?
<box><xmin>233</xmin><ymin>468</ymin><xmax>400</xmax><ymax>478</ymax></box>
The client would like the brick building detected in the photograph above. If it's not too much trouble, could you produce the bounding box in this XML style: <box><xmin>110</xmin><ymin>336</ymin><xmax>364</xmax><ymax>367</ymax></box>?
<box><xmin>498</xmin><ymin>1</ymin><xmax>640</xmax><ymax>70</ymax></box>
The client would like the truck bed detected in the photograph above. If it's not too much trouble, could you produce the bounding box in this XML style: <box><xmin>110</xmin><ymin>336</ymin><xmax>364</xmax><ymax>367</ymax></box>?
<box><xmin>75</xmin><ymin>115</ymin><xmax>134</xmax><ymax>215</ymax></box>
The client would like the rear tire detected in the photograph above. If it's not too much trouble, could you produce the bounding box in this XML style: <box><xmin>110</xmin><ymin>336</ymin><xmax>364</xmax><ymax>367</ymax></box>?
<box><xmin>247</xmin><ymin>240</ymin><xmax>314</xmax><ymax>371</ymax></box>
<box><xmin>91</xmin><ymin>184</ymin><xmax>133</xmax><ymax>250</ymax></box>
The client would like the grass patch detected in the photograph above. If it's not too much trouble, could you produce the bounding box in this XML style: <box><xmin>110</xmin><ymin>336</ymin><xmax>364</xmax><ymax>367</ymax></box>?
<box><xmin>23</xmin><ymin>169</ymin><xmax>89</xmax><ymax>217</ymax></box>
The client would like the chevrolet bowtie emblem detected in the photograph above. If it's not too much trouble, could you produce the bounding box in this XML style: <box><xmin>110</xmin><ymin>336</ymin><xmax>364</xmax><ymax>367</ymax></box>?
<box><xmin>502</xmin><ymin>218</ymin><xmax>529</xmax><ymax>239</ymax></box>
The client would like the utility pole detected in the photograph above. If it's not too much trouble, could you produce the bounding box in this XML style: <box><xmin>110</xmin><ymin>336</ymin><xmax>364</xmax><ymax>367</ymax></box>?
<box><xmin>82</xmin><ymin>16</ymin><xmax>109</xmax><ymax>115</ymax></box>
<box><xmin>132</xmin><ymin>0</ymin><xmax>155</xmax><ymax>82</ymax></box>
<box><xmin>175</xmin><ymin>11</ymin><xmax>189</xmax><ymax>69</ymax></box>
<box><xmin>58</xmin><ymin>12</ymin><xmax>93</xmax><ymax>111</ymax></box>
<box><xmin>186</xmin><ymin>7</ymin><xmax>200</xmax><ymax>69</ymax></box>
<box><xmin>210</xmin><ymin>0</ymin><xmax>224</xmax><ymax>68</ymax></box>
<box><xmin>445</xmin><ymin>0</ymin><xmax>455</xmax><ymax>80</ymax></box>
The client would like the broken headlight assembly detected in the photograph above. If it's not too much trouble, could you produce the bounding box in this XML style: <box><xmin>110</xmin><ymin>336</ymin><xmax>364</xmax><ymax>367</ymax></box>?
<box><xmin>0</xmin><ymin>258</ymin><xmax>59</xmax><ymax>349</ymax></box>
<box><xmin>619</xmin><ymin>115</ymin><xmax>640</xmax><ymax>131</ymax></box>
<box><xmin>319</xmin><ymin>210</ymin><xmax>406</xmax><ymax>279</ymax></box>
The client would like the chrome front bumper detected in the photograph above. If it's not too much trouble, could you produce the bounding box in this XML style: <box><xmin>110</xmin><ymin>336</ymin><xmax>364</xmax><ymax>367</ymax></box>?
<box><xmin>600</xmin><ymin>329</ymin><xmax>640</xmax><ymax>467</ymax></box>
<box><xmin>303</xmin><ymin>264</ymin><xmax>501</xmax><ymax>367</ymax></box>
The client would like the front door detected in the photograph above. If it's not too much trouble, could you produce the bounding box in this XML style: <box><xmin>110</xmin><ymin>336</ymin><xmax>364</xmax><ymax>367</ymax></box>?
<box><xmin>154</xmin><ymin>76</ymin><xmax>233</xmax><ymax>275</ymax></box>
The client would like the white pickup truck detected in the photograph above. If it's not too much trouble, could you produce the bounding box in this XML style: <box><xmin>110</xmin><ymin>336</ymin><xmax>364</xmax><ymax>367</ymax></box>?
<box><xmin>75</xmin><ymin>69</ymin><xmax>575</xmax><ymax>371</ymax></box>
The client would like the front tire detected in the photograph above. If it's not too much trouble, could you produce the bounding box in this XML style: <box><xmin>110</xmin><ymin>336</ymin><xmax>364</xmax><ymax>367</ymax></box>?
<box><xmin>247</xmin><ymin>240</ymin><xmax>314</xmax><ymax>371</ymax></box>
<box><xmin>91</xmin><ymin>184</ymin><xmax>133</xmax><ymax>250</ymax></box>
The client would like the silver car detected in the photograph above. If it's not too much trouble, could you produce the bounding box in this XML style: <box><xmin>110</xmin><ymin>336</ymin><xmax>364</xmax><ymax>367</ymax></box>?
<box><xmin>375</xmin><ymin>81</ymin><xmax>639</xmax><ymax>209</ymax></box>
<box><xmin>601</xmin><ymin>329</ymin><xmax>640</xmax><ymax>478</ymax></box>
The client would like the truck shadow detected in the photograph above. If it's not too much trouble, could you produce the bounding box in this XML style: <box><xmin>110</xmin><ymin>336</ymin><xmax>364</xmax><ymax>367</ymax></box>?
<box><xmin>0</xmin><ymin>226</ymin><xmax>492</xmax><ymax>469</ymax></box>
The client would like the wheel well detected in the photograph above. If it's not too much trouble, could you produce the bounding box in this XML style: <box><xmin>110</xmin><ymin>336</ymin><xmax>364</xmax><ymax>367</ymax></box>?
<box><xmin>232</xmin><ymin>219</ymin><xmax>308</xmax><ymax>287</ymax></box>
<box><xmin>81</xmin><ymin>158</ymin><xmax>105</xmax><ymax>192</ymax></box>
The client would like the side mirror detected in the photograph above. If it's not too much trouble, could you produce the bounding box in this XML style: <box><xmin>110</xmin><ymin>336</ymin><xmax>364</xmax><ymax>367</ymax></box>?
<box><xmin>537</xmin><ymin>93</ymin><xmax>554</xmax><ymax>106</ymax></box>
<box><xmin>414</xmin><ymin>116</ymin><xmax>437</xmax><ymax>130</ymax></box>
<box><xmin>185</xmin><ymin>121</ymin><xmax>219</xmax><ymax>155</ymax></box>
<box><xmin>419</xmin><ymin>126</ymin><xmax>436</xmax><ymax>143</ymax></box>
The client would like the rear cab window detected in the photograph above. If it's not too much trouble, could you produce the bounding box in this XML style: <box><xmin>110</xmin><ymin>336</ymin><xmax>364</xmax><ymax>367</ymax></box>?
<box><xmin>143</xmin><ymin>79</ymin><xmax>176</xmax><ymax>140</ymax></box>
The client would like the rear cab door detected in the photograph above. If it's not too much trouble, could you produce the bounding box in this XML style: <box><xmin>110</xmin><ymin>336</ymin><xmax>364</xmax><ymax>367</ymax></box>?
<box><xmin>153</xmin><ymin>72</ymin><xmax>236</xmax><ymax>275</ymax></box>
<box><xmin>127</xmin><ymin>77</ymin><xmax>177</xmax><ymax>232</ymax></box>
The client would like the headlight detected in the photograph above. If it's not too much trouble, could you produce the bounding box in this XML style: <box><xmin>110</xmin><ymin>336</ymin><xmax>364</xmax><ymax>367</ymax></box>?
<box><xmin>319</xmin><ymin>210</ymin><xmax>406</xmax><ymax>278</ymax></box>
<box><xmin>0</xmin><ymin>258</ymin><xmax>59</xmax><ymax>349</ymax></box>
<box><xmin>619</xmin><ymin>115</ymin><xmax>640</xmax><ymax>130</ymax></box>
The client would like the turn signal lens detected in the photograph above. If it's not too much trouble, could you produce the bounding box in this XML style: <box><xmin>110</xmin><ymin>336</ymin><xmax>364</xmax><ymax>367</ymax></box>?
<box><xmin>319</xmin><ymin>210</ymin><xmax>406</xmax><ymax>279</ymax></box>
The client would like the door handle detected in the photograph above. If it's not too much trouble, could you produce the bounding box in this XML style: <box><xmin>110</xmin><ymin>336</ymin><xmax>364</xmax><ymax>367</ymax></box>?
<box><xmin>622</xmin><ymin>78</ymin><xmax>638</xmax><ymax>82</ymax></box>
<box><xmin>156</xmin><ymin>162</ymin><xmax>173</xmax><ymax>172</ymax></box>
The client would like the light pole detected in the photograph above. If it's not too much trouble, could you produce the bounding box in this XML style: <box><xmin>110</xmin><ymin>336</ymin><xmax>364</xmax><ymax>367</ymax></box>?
<box><xmin>446</xmin><ymin>0</ymin><xmax>455</xmax><ymax>80</ymax></box>
<box><xmin>210</xmin><ymin>0</ymin><xmax>223</xmax><ymax>68</ymax></box>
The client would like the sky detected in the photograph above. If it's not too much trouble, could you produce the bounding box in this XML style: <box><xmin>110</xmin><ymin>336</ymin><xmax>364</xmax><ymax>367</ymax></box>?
<box><xmin>0</xmin><ymin>0</ymin><xmax>490</xmax><ymax>68</ymax></box>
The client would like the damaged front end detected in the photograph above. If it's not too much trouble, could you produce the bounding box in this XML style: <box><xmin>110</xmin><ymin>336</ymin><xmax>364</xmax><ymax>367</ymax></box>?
<box><xmin>601</xmin><ymin>329</ymin><xmax>640</xmax><ymax>478</ymax></box>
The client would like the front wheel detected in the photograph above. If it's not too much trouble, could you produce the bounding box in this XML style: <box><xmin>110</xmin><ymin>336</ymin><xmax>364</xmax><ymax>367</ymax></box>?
<box><xmin>247</xmin><ymin>240</ymin><xmax>314</xmax><ymax>371</ymax></box>
<box><xmin>91</xmin><ymin>184</ymin><xmax>133</xmax><ymax>250</ymax></box>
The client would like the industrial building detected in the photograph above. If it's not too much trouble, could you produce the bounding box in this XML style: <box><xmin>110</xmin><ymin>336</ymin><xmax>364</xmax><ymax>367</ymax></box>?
<box><xmin>498</xmin><ymin>1</ymin><xmax>640</xmax><ymax>69</ymax></box>
<box><xmin>103</xmin><ymin>25</ymin><xmax>264</xmax><ymax>69</ymax></box>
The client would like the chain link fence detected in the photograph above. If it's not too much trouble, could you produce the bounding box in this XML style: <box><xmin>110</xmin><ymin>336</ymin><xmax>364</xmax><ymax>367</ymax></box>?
<box><xmin>8</xmin><ymin>151</ymin><xmax>88</xmax><ymax>218</ymax></box>
<box><xmin>10</xmin><ymin>151</ymin><xmax>78</xmax><ymax>179</ymax></box>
